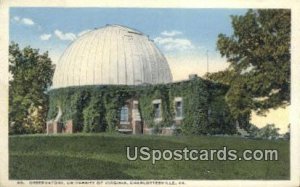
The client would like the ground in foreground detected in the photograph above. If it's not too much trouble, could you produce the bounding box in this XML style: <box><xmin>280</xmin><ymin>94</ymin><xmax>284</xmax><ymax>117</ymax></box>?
<box><xmin>9</xmin><ymin>133</ymin><xmax>289</xmax><ymax>179</ymax></box>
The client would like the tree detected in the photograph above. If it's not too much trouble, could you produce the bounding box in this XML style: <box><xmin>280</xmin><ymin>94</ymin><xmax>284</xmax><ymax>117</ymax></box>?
<box><xmin>257</xmin><ymin>124</ymin><xmax>280</xmax><ymax>139</ymax></box>
<box><xmin>284</xmin><ymin>123</ymin><xmax>290</xmax><ymax>140</ymax></box>
<box><xmin>9</xmin><ymin>42</ymin><xmax>55</xmax><ymax>134</ymax></box>
<box><xmin>207</xmin><ymin>9</ymin><xmax>290</xmax><ymax>128</ymax></box>
<box><xmin>247</xmin><ymin>123</ymin><xmax>260</xmax><ymax>138</ymax></box>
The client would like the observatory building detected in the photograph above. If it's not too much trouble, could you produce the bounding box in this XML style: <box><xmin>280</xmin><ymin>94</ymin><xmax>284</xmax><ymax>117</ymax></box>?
<box><xmin>52</xmin><ymin>24</ymin><xmax>172</xmax><ymax>88</ymax></box>
<box><xmin>47</xmin><ymin>24</ymin><xmax>238</xmax><ymax>135</ymax></box>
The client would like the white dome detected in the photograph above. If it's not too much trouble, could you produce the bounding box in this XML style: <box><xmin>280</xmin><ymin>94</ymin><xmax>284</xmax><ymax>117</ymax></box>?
<box><xmin>52</xmin><ymin>24</ymin><xmax>173</xmax><ymax>89</ymax></box>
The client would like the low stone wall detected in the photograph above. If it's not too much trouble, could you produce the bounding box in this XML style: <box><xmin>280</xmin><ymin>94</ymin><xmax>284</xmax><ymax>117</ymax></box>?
<box><xmin>63</xmin><ymin>120</ymin><xmax>73</xmax><ymax>133</ymax></box>
<box><xmin>47</xmin><ymin>121</ymin><xmax>63</xmax><ymax>134</ymax></box>
<box><xmin>161</xmin><ymin>127</ymin><xmax>174</xmax><ymax>136</ymax></box>
<box><xmin>47</xmin><ymin>120</ymin><xmax>73</xmax><ymax>134</ymax></box>
<box><xmin>143</xmin><ymin>128</ymin><xmax>154</xmax><ymax>135</ymax></box>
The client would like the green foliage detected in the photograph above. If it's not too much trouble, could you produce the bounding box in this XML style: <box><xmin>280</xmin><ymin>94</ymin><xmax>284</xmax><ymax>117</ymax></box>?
<box><xmin>48</xmin><ymin>78</ymin><xmax>237</xmax><ymax>135</ymax></box>
<box><xmin>247</xmin><ymin>124</ymin><xmax>260</xmax><ymax>138</ymax></box>
<box><xmin>284</xmin><ymin>124</ymin><xmax>290</xmax><ymax>140</ymax></box>
<box><xmin>104</xmin><ymin>96</ymin><xmax>119</xmax><ymax>133</ymax></box>
<box><xmin>138</xmin><ymin>85</ymin><xmax>173</xmax><ymax>129</ymax></box>
<box><xmin>83</xmin><ymin>94</ymin><xmax>106</xmax><ymax>132</ymax></box>
<box><xmin>210</xmin><ymin>9</ymin><xmax>290</xmax><ymax>122</ymax></box>
<box><xmin>9</xmin><ymin>134</ymin><xmax>290</xmax><ymax>179</ymax></box>
<box><xmin>9</xmin><ymin>42</ymin><xmax>55</xmax><ymax>134</ymax></box>
<box><xmin>48</xmin><ymin>86</ymin><xmax>136</xmax><ymax>133</ymax></box>
<box><xmin>248</xmin><ymin>123</ymin><xmax>282</xmax><ymax>140</ymax></box>
<box><xmin>257</xmin><ymin>124</ymin><xmax>280</xmax><ymax>139</ymax></box>
<box><xmin>180</xmin><ymin>80</ymin><xmax>209</xmax><ymax>135</ymax></box>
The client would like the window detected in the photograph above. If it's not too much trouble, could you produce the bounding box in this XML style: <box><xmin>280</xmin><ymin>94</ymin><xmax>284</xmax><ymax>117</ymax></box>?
<box><xmin>152</xmin><ymin>99</ymin><xmax>162</xmax><ymax>120</ymax></box>
<box><xmin>154</xmin><ymin>103</ymin><xmax>161</xmax><ymax>119</ymax></box>
<box><xmin>120</xmin><ymin>106</ymin><xmax>129</xmax><ymax>122</ymax></box>
<box><xmin>175</xmin><ymin>101</ymin><xmax>183</xmax><ymax>118</ymax></box>
<box><xmin>174</xmin><ymin>97</ymin><xmax>183</xmax><ymax>119</ymax></box>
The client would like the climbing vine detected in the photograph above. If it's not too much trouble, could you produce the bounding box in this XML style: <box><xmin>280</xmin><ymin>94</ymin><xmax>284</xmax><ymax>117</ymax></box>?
<box><xmin>47</xmin><ymin>78</ymin><xmax>239</xmax><ymax>135</ymax></box>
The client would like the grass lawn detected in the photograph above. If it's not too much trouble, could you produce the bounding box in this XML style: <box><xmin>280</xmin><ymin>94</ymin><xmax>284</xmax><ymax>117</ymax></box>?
<box><xmin>9</xmin><ymin>133</ymin><xmax>289</xmax><ymax>180</ymax></box>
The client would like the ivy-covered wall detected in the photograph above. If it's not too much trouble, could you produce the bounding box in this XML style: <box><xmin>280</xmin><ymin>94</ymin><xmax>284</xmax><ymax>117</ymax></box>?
<box><xmin>47</xmin><ymin>78</ymin><xmax>237</xmax><ymax>135</ymax></box>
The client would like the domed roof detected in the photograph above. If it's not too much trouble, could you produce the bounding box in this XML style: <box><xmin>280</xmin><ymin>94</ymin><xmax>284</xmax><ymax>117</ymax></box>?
<box><xmin>52</xmin><ymin>24</ymin><xmax>173</xmax><ymax>89</ymax></box>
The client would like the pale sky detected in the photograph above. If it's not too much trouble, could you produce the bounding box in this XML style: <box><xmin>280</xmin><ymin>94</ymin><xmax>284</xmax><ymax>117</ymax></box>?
<box><xmin>9</xmin><ymin>8</ymin><xmax>289</xmax><ymax>133</ymax></box>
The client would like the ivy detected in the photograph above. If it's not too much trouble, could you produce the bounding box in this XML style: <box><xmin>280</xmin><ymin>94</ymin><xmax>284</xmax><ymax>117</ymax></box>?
<box><xmin>47</xmin><ymin>78</ymin><xmax>238</xmax><ymax>135</ymax></box>
<box><xmin>83</xmin><ymin>93</ymin><xmax>106</xmax><ymax>132</ymax></box>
